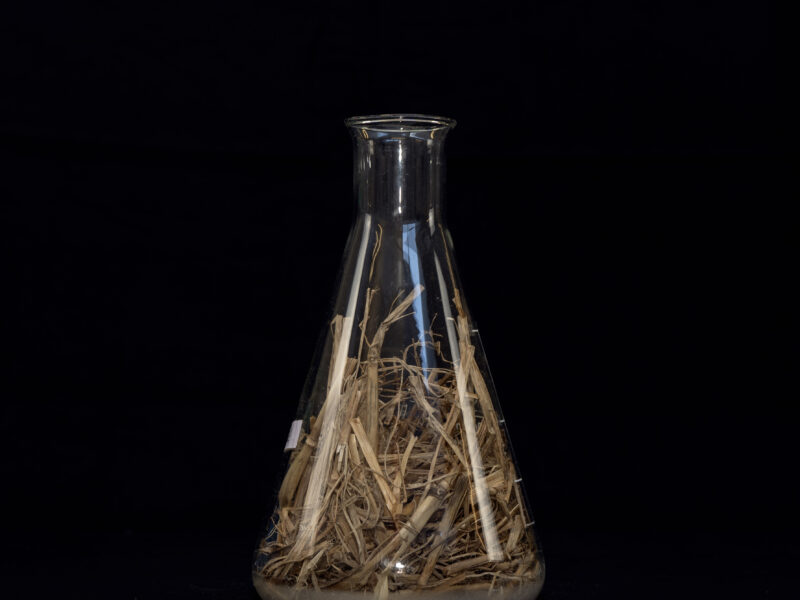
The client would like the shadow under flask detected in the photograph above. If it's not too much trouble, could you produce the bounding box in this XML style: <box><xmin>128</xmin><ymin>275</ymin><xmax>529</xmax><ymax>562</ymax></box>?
<box><xmin>253</xmin><ymin>114</ymin><xmax>544</xmax><ymax>599</ymax></box>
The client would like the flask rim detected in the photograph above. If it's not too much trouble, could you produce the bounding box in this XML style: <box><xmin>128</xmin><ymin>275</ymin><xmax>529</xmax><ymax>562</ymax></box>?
<box><xmin>345</xmin><ymin>113</ymin><xmax>456</xmax><ymax>132</ymax></box>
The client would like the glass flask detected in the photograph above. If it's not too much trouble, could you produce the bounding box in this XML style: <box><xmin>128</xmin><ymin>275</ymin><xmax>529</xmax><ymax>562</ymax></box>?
<box><xmin>253</xmin><ymin>114</ymin><xmax>544</xmax><ymax>600</ymax></box>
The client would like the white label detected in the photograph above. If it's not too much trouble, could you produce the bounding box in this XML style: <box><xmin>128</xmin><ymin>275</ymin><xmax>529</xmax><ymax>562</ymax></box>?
<box><xmin>284</xmin><ymin>419</ymin><xmax>303</xmax><ymax>451</ymax></box>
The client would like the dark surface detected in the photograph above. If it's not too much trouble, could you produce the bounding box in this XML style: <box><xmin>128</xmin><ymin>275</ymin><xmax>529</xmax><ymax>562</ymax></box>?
<box><xmin>3</xmin><ymin>529</ymin><xmax>797</xmax><ymax>598</ymax></box>
<box><xmin>2</xmin><ymin>1</ymin><xmax>793</xmax><ymax>598</ymax></box>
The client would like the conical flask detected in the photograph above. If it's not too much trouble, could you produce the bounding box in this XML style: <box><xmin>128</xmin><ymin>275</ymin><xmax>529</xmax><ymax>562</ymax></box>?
<box><xmin>253</xmin><ymin>114</ymin><xmax>544</xmax><ymax>600</ymax></box>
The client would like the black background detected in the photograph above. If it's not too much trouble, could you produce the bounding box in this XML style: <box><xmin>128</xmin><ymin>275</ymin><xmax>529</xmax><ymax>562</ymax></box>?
<box><xmin>2</xmin><ymin>1</ymin><xmax>793</xmax><ymax>599</ymax></box>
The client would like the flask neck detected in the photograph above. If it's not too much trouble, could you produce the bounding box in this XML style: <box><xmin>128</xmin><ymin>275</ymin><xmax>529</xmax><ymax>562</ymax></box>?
<box><xmin>347</xmin><ymin>115</ymin><xmax>455</xmax><ymax>225</ymax></box>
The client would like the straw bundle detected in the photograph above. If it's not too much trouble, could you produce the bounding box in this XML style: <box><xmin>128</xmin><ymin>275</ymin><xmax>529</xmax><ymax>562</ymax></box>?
<box><xmin>254</xmin><ymin>280</ymin><xmax>541</xmax><ymax>596</ymax></box>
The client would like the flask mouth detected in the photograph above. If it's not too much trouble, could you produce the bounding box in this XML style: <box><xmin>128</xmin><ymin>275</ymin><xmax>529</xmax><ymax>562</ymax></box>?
<box><xmin>345</xmin><ymin>113</ymin><xmax>456</xmax><ymax>133</ymax></box>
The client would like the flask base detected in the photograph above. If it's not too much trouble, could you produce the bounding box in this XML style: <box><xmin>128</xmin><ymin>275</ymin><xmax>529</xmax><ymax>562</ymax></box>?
<box><xmin>253</xmin><ymin>571</ymin><xmax>544</xmax><ymax>600</ymax></box>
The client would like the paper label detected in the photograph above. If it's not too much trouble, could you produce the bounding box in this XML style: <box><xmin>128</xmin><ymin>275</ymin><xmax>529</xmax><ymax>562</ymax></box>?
<box><xmin>284</xmin><ymin>419</ymin><xmax>303</xmax><ymax>451</ymax></box>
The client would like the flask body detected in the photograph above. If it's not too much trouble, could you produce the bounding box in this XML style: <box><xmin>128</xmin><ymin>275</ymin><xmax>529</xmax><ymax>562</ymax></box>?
<box><xmin>253</xmin><ymin>115</ymin><xmax>544</xmax><ymax>599</ymax></box>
